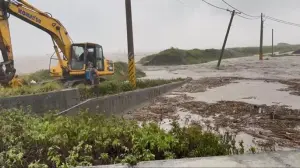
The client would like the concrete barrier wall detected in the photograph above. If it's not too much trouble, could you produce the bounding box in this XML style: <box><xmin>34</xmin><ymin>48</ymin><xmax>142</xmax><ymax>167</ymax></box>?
<box><xmin>0</xmin><ymin>79</ymin><xmax>189</xmax><ymax>115</ymax></box>
<box><xmin>0</xmin><ymin>89</ymin><xmax>80</xmax><ymax>114</ymax></box>
<box><xmin>60</xmin><ymin>79</ymin><xmax>188</xmax><ymax>115</ymax></box>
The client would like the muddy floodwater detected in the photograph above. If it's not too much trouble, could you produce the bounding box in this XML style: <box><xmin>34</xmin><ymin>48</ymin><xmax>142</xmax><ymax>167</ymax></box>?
<box><xmin>126</xmin><ymin>56</ymin><xmax>300</xmax><ymax>153</ymax></box>
<box><xmin>140</xmin><ymin>55</ymin><xmax>300</xmax><ymax>80</ymax></box>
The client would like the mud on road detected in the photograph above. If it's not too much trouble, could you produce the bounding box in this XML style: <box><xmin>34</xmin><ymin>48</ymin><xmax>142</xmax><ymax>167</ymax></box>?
<box><xmin>126</xmin><ymin>77</ymin><xmax>300</xmax><ymax>152</ymax></box>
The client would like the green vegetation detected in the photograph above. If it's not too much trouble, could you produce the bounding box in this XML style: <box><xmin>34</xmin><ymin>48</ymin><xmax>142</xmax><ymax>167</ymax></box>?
<box><xmin>19</xmin><ymin>61</ymin><xmax>146</xmax><ymax>83</ymax></box>
<box><xmin>139</xmin><ymin>48</ymin><xmax>245</xmax><ymax>65</ymax></box>
<box><xmin>0</xmin><ymin>81</ymin><xmax>63</xmax><ymax>97</ymax></box>
<box><xmin>231</xmin><ymin>44</ymin><xmax>300</xmax><ymax>56</ymax></box>
<box><xmin>78</xmin><ymin>78</ymin><xmax>182</xmax><ymax>100</ymax></box>
<box><xmin>139</xmin><ymin>44</ymin><xmax>300</xmax><ymax>66</ymax></box>
<box><xmin>0</xmin><ymin>78</ymin><xmax>182</xmax><ymax>98</ymax></box>
<box><xmin>0</xmin><ymin>62</ymin><xmax>182</xmax><ymax>98</ymax></box>
<box><xmin>21</xmin><ymin>69</ymin><xmax>53</xmax><ymax>83</ymax></box>
<box><xmin>0</xmin><ymin>109</ymin><xmax>246</xmax><ymax>167</ymax></box>
<box><xmin>105</xmin><ymin>61</ymin><xmax>146</xmax><ymax>81</ymax></box>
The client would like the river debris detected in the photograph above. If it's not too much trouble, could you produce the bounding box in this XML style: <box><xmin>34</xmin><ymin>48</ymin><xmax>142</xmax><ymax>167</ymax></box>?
<box><xmin>127</xmin><ymin>77</ymin><xmax>300</xmax><ymax>150</ymax></box>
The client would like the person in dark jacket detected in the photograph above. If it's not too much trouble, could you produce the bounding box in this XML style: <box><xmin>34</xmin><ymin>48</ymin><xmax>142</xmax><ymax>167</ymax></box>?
<box><xmin>86</xmin><ymin>61</ymin><xmax>98</xmax><ymax>85</ymax></box>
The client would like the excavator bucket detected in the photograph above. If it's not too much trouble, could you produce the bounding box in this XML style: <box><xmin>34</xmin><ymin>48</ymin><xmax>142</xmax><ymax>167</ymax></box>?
<box><xmin>0</xmin><ymin>28</ymin><xmax>16</xmax><ymax>87</ymax></box>
<box><xmin>0</xmin><ymin>1</ymin><xmax>22</xmax><ymax>87</ymax></box>
<box><xmin>0</xmin><ymin>63</ymin><xmax>17</xmax><ymax>87</ymax></box>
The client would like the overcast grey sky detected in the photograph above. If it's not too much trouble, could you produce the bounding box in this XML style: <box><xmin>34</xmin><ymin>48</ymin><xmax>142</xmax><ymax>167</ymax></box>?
<box><xmin>8</xmin><ymin>0</ymin><xmax>300</xmax><ymax>57</ymax></box>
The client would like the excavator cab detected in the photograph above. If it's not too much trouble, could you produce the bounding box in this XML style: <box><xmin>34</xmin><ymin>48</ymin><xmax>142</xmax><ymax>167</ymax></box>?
<box><xmin>50</xmin><ymin>43</ymin><xmax>114</xmax><ymax>81</ymax></box>
<box><xmin>70</xmin><ymin>43</ymin><xmax>104</xmax><ymax>71</ymax></box>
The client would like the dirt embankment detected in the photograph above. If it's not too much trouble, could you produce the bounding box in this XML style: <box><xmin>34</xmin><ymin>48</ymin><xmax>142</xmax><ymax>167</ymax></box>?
<box><xmin>139</xmin><ymin>45</ymin><xmax>300</xmax><ymax>66</ymax></box>
<box><xmin>126</xmin><ymin>77</ymin><xmax>300</xmax><ymax>151</ymax></box>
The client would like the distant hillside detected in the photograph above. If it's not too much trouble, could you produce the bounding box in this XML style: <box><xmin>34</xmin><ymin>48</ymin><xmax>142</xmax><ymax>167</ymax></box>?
<box><xmin>138</xmin><ymin>44</ymin><xmax>300</xmax><ymax>66</ymax></box>
<box><xmin>277</xmin><ymin>43</ymin><xmax>291</xmax><ymax>46</ymax></box>
<box><xmin>138</xmin><ymin>48</ymin><xmax>246</xmax><ymax>66</ymax></box>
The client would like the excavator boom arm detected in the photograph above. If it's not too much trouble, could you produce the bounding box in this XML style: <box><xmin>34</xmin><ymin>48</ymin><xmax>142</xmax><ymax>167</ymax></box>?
<box><xmin>0</xmin><ymin>0</ymin><xmax>74</xmax><ymax>85</ymax></box>
<box><xmin>5</xmin><ymin>0</ymin><xmax>73</xmax><ymax>60</ymax></box>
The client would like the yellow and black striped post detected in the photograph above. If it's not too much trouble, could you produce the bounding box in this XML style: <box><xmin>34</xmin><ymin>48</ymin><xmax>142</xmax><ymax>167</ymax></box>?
<box><xmin>125</xmin><ymin>0</ymin><xmax>136</xmax><ymax>88</ymax></box>
<box><xmin>128</xmin><ymin>52</ymin><xmax>136</xmax><ymax>88</ymax></box>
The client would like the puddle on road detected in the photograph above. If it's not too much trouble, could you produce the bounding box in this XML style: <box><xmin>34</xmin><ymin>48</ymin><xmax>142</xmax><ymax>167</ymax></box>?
<box><xmin>185</xmin><ymin>80</ymin><xmax>300</xmax><ymax>109</ymax></box>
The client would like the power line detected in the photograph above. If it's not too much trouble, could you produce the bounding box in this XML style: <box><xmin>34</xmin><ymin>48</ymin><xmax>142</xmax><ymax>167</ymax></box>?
<box><xmin>176</xmin><ymin>0</ymin><xmax>184</xmax><ymax>5</ymax></box>
<box><xmin>201</xmin><ymin>0</ymin><xmax>258</xmax><ymax>21</ymax></box>
<box><xmin>202</xmin><ymin>0</ymin><xmax>230</xmax><ymax>12</ymax></box>
<box><xmin>220</xmin><ymin>0</ymin><xmax>300</xmax><ymax>27</ymax></box>
<box><xmin>221</xmin><ymin>0</ymin><xmax>260</xmax><ymax>19</ymax></box>
<box><xmin>236</xmin><ymin>14</ymin><xmax>258</xmax><ymax>20</ymax></box>
<box><xmin>177</xmin><ymin>0</ymin><xmax>300</xmax><ymax>28</ymax></box>
<box><xmin>265</xmin><ymin>15</ymin><xmax>300</xmax><ymax>27</ymax></box>
<box><xmin>176</xmin><ymin>0</ymin><xmax>191</xmax><ymax>7</ymax></box>
<box><xmin>177</xmin><ymin>0</ymin><xmax>254</xmax><ymax>21</ymax></box>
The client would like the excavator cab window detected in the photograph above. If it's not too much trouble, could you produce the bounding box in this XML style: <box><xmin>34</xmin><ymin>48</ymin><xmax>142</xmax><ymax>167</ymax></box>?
<box><xmin>95</xmin><ymin>46</ymin><xmax>104</xmax><ymax>71</ymax></box>
<box><xmin>70</xmin><ymin>45</ymin><xmax>85</xmax><ymax>70</ymax></box>
<box><xmin>70</xmin><ymin>43</ymin><xmax>104</xmax><ymax>71</ymax></box>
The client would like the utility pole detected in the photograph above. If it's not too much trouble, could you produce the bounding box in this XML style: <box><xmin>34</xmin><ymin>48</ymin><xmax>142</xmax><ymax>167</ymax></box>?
<box><xmin>272</xmin><ymin>29</ymin><xmax>274</xmax><ymax>57</ymax></box>
<box><xmin>259</xmin><ymin>13</ymin><xmax>264</xmax><ymax>60</ymax></box>
<box><xmin>217</xmin><ymin>10</ymin><xmax>235</xmax><ymax>69</ymax></box>
<box><xmin>125</xmin><ymin>0</ymin><xmax>136</xmax><ymax>88</ymax></box>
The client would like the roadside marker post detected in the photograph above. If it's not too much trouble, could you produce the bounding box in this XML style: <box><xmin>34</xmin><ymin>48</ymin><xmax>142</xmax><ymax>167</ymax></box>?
<box><xmin>125</xmin><ymin>0</ymin><xmax>136</xmax><ymax>88</ymax></box>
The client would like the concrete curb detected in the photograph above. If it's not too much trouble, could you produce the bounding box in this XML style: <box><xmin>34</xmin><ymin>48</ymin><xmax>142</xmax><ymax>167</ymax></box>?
<box><xmin>58</xmin><ymin>78</ymin><xmax>191</xmax><ymax>116</ymax></box>
<box><xmin>0</xmin><ymin>78</ymin><xmax>191</xmax><ymax>115</ymax></box>
<box><xmin>78</xmin><ymin>150</ymin><xmax>300</xmax><ymax>168</ymax></box>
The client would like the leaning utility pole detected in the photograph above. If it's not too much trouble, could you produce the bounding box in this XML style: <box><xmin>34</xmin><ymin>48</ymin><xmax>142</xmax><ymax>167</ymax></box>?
<box><xmin>259</xmin><ymin>13</ymin><xmax>264</xmax><ymax>60</ymax></box>
<box><xmin>125</xmin><ymin>0</ymin><xmax>136</xmax><ymax>88</ymax></box>
<box><xmin>272</xmin><ymin>29</ymin><xmax>274</xmax><ymax>57</ymax></box>
<box><xmin>217</xmin><ymin>10</ymin><xmax>235</xmax><ymax>69</ymax></box>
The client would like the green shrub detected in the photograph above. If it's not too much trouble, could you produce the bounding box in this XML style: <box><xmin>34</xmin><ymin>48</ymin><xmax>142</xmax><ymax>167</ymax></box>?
<box><xmin>0</xmin><ymin>78</ymin><xmax>182</xmax><ymax>98</ymax></box>
<box><xmin>0</xmin><ymin>81</ymin><xmax>63</xmax><ymax>97</ymax></box>
<box><xmin>79</xmin><ymin>79</ymin><xmax>183</xmax><ymax>100</ymax></box>
<box><xmin>106</xmin><ymin>61</ymin><xmax>146</xmax><ymax>81</ymax></box>
<box><xmin>19</xmin><ymin>62</ymin><xmax>146</xmax><ymax>83</ymax></box>
<box><xmin>0</xmin><ymin>109</ymin><xmax>244</xmax><ymax>167</ymax></box>
<box><xmin>20</xmin><ymin>69</ymin><xmax>53</xmax><ymax>83</ymax></box>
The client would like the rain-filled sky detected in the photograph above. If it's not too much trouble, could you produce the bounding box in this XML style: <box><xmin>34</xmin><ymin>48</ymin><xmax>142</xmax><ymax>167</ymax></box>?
<box><xmin>7</xmin><ymin>0</ymin><xmax>300</xmax><ymax>57</ymax></box>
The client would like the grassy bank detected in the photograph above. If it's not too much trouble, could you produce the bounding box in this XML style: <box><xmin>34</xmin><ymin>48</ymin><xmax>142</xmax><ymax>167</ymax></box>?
<box><xmin>20</xmin><ymin>61</ymin><xmax>146</xmax><ymax>84</ymax></box>
<box><xmin>0</xmin><ymin>62</ymin><xmax>156</xmax><ymax>97</ymax></box>
<box><xmin>139</xmin><ymin>44</ymin><xmax>300</xmax><ymax>66</ymax></box>
<box><xmin>105</xmin><ymin>61</ymin><xmax>146</xmax><ymax>81</ymax></box>
<box><xmin>0</xmin><ymin>109</ymin><xmax>246</xmax><ymax>167</ymax></box>
<box><xmin>78</xmin><ymin>78</ymin><xmax>183</xmax><ymax>101</ymax></box>
<box><xmin>0</xmin><ymin>78</ymin><xmax>183</xmax><ymax>98</ymax></box>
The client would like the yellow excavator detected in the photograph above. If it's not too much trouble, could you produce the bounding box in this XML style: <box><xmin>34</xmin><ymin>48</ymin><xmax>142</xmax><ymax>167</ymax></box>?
<box><xmin>0</xmin><ymin>0</ymin><xmax>114</xmax><ymax>87</ymax></box>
